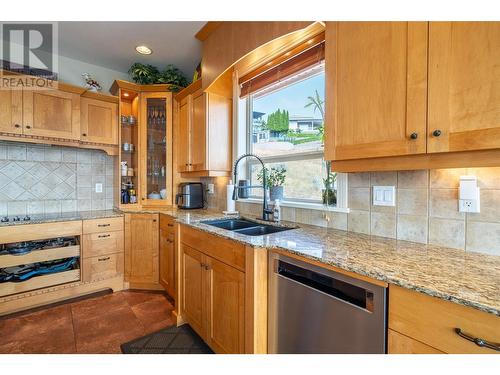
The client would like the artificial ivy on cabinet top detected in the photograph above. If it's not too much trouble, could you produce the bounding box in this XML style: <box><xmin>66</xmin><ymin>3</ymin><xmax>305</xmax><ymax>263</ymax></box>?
<box><xmin>128</xmin><ymin>63</ymin><xmax>190</xmax><ymax>91</ymax></box>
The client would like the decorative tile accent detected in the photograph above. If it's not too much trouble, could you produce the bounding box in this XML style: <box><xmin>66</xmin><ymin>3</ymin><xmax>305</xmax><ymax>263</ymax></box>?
<box><xmin>0</xmin><ymin>141</ymin><xmax>116</xmax><ymax>215</ymax></box>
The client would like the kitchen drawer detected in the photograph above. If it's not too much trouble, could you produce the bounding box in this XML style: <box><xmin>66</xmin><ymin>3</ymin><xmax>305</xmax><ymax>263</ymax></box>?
<box><xmin>0</xmin><ymin>221</ymin><xmax>82</xmax><ymax>243</ymax></box>
<box><xmin>160</xmin><ymin>214</ymin><xmax>176</xmax><ymax>234</ymax></box>
<box><xmin>180</xmin><ymin>225</ymin><xmax>245</xmax><ymax>271</ymax></box>
<box><xmin>81</xmin><ymin>252</ymin><xmax>124</xmax><ymax>283</ymax></box>
<box><xmin>83</xmin><ymin>217</ymin><xmax>123</xmax><ymax>234</ymax></box>
<box><xmin>388</xmin><ymin>329</ymin><xmax>444</xmax><ymax>354</ymax></box>
<box><xmin>389</xmin><ymin>284</ymin><xmax>500</xmax><ymax>354</ymax></box>
<box><xmin>0</xmin><ymin>244</ymin><xmax>80</xmax><ymax>268</ymax></box>
<box><xmin>82</xmin><ymin>231</ymin><xmax>124</xmax><ymax>258</ymax></box>
<box><xmin>0</xmin><ymin>269</ymin><xmax>80</xmax><ymax>298</ymax></box>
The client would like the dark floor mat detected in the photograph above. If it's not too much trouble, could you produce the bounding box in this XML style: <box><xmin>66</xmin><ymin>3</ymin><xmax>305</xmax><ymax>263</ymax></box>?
<box><xmin>121</xmin><ymin>324</ymin><xmax>214</xmax><ymax>354</ymax></box>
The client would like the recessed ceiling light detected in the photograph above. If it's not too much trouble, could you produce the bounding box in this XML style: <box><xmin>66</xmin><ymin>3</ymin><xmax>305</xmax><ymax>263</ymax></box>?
<box><xmin>135</xmin><ymin>45</ymin><xmax>152</xmax><ymax>55</ymax></box>
<box><xmin>123</xmin><ymin>92</ymin><xmax>129</xmax><ymax>97</ymax></box>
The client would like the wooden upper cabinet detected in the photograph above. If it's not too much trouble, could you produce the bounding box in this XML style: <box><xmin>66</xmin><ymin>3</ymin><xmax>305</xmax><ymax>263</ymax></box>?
<box><xmin>205</xmin><ymin>256</ymin><xmax>245</xmax><ymax>354</ymax></box>
<box><xmin>23</xmin><ymin>89</ymin><xmax>81</xmax><ymax>140</ymax></box>
<box><xmin>191</xmin><ymin>91</ymin><xmax>208</xmax><ymax>171</ymax></box>
<box><xmin>428</xmin><ymin>22</ymin><xmax>500</xmax><ymax>153</ymax></box>
<box><xmin>175</xmin><ymin>81</ymin><xmax>231</xmax><ymax>176</ymax></box>
<box><xmin>0</xmin><ymin>88</ymin><xmax>23</xmax><ymax>135</ymax></box>
<box><xmin>178</xmin><ymin>99</ymin><xmax>191</xmax><ymax>172</ymax></box>
<box><xmin>124</xmin><ymin>213</ymin><xmax>159</xmax><ymax>285</ymax></box>
<box><xmin>325</xmin><ymin>22</ymin><xmax>428</xmax><ymax>161</ymax></box>
<box><xmin>80</xmin><ymin>97</ymin><xmax>118</xmax><ymax>145</ymax></box>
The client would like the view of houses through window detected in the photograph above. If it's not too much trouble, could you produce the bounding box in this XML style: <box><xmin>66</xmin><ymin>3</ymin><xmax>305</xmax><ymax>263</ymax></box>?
<box><xmin>246</xmin><ymin>64</ymin><xmax>334</xmax><ymax>203</ymax></box>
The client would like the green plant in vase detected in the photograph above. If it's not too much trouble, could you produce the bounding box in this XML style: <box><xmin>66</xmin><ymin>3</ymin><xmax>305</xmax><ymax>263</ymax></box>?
<box><xmin>322</xmin><ymin>160</ymin><xmax>337</xmax><ymax>206</ymax></box>
<box><xmin>257</xmin><ymin>166</ymin><xmax>286</xmax><ymax>201</ymax></box>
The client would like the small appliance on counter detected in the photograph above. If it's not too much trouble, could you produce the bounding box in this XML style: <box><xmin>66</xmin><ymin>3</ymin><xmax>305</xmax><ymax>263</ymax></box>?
<box><xmin>175</xmin><ymin>182</ymin><xmax>204</xmax><ymax>209</ymax></box>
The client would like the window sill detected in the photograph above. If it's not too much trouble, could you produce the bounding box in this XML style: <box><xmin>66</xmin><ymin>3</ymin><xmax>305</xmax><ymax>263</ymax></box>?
<box><xmin>236</xmin><ymin>198</ymin><xmax>350</xmax><ymax>213</ymax></box>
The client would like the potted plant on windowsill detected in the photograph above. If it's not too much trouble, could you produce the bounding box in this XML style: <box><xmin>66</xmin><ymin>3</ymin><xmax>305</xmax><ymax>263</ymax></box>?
<box><xmin>257</xmin><ymin>166</ymin><xmax>286</xmax><ymax>202</ymax></box>
<box><xmin>322</xmin><ymin>160</ymin><xmax>337</xmax><ymax>206</ymax></box>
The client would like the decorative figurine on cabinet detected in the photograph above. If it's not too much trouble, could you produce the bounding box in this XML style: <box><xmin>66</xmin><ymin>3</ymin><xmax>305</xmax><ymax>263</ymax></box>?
<box><xmin>82</xmin><ymin>73</ymin><xmax>102</xmax><ymax>91</ymax></box>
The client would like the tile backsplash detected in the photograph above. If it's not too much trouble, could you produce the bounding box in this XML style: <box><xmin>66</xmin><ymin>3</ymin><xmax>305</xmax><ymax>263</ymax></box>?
<box><xmin>0</xmin><ymin>141</ymin><xmax>116</xmax><ymax>216</ymax></box>
<box><xmin>235</xmin><ymin>168</ymin><xmax>500</xmax><ymax>256</ymax></box>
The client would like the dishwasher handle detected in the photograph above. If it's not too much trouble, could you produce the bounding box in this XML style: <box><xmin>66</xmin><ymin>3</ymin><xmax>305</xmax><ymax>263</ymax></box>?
<box><xmin>275</xmin><ymin>259</ymin><xmax>375</xmax><ymax>312</ymax></box>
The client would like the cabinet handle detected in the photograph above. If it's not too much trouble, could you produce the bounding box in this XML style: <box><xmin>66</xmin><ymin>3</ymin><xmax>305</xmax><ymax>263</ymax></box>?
<box><xmin>98</xmin><ymin>256</ymin><xmax>110</xmax><ymax>262</ymax></box>
<box><xmin>82</xmin><ymin>133</ymin><xmax>87</xmax><ymax>136</ymax></box>
<box><xmin>97</xmin><ymin>223</ymin><xmax>110</xmax><ymax>227</ymax></box>
<box><xmin>409</xmin><ymin>132</ymin><xmax>418</xmax><ymax>140</ymax></box>
<box><xmin>98</xmin><ymin>234</ymin><xmax>110</xmax><ymax>238</ymax></box>
<box><xmin>200</xmin><ymin>263</ymin><xmax>205</xmax><ymax>268</ymax></box>
<box><xmin>167</xmin><ymin>223</ymin><xmax>174</xmax><ymax>227</ymax></box>
<box><xmin>432</xmin><ymin>129</ymin><xmax>442</xmax><ymax>137</ymax></box>
<box><xmin>14</xmin><ymin>124</ymin><xmax>20</xmax><ymax>128</ymax></box>
<box><xmin>455</xmin><ymin>328</ymin><xmax>500</xmax><ymax>351</ymax></box>
<box><xmin>204</xmin><ymin>265</ymin><xmax>210</xmax><ymax>270</ymax></box>
<box><xmin>166</xmin><ymin>239</ymin><xmax>174</xmax><ymax>243</ymax></box>
<box><xmin>25</xmin><ymin>125</ymin><xmax>31</xmax><ymax>129</ymax></box>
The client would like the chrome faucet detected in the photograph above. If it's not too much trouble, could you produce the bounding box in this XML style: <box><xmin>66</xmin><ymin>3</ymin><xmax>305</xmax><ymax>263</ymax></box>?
<box><xmin>232</xmin><ymin>153</ymin><xmax>274</xmax><ymax>221</ymax></box>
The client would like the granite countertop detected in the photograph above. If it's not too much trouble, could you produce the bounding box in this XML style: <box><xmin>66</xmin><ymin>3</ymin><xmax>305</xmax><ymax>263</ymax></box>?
<box><xmin>157</xmin><ymin>209</ymin><xmax>500</xmax><ymax>316</ymax></box>
<box><xmin>2</xmin><ymin>207</ymin><xmax>499</xmax><ymax>316</ymax></box>
<box><xmin>0</xmin><ymin>210</ymin><xmax>123</xmax><ymax>227</ymax></box>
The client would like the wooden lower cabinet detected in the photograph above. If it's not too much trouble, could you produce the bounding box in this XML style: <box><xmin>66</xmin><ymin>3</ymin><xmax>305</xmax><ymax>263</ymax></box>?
<box><xmin>181</xmin><ymin>245</ymin><xmax>206</xmax><ymax>336</ymax></box>
<box><xmin>389</xmin><ymin>284</ymin><xmax>500</xmax><ymax>354</ymax></box>
<box><xmin>124</xmin><ymin>213</ymin><xmax>160</xmax><ymax>287</ymax></box>
<box><xmin>180</xmin><ymin>239</ymin><xmax>246</xmax><ymax>353</ymax></box>
<box><xmin>205</xmin><ymin>256</ymin><xmax>245</xmax><ymax>354</ymax></box>
<box><xmin>159</xmin><ymin>214</ymin><xmax>176</xmax><ymax>298</ymax></box>
<box><xmin>388</xmin><ymin>329</ymin><xmax>443</xmax><ymax>354</ymax></box>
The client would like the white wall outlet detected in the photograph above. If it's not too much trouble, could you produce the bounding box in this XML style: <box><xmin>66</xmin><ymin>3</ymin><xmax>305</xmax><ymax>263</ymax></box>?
<box><xmin>373</xmin><ymin>186</ymin><xmax>396</xmax><ymax>206</ymax></box>
<box><xmin>207</xmin><ymin>183</ymin><xmax>215</xmax><ymax>194</ymax></box>
<box><xmin>459</xmin><ymin>175</ymin><xmax>480</xmax><ymax>213</ymax></box>
<box><xmin>95</xmin><ymin>183</ymin><xmax>103</xmax><ymax>193</ymax></box>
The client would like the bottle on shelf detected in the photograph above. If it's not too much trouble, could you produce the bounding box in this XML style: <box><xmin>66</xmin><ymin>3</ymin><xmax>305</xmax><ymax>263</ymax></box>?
<box><xmin>273</xmin><ymin>199</ymin><xmax>281</xmax><ymax>223</ymax></box>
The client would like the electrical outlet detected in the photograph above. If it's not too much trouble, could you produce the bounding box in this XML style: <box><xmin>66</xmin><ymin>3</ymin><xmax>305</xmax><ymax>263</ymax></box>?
<box><xmin>459</xmin><ymin>199</ymin><xmax>480</xmax><ymax>213</ymax></box>
<box><xmin>207</xmin><ymin>183</ymin><xmax>215</xmax><ymax>194</ymax></box>
<box><xmin>95</xmin><ymin>183</ymin><xmax>103</xmax><ymax>193</ymax></box>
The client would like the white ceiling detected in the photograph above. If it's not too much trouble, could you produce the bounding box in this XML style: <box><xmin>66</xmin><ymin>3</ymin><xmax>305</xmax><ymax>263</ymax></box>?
<box><xmin>58</xmin><ymin>22</ymin><xmax>205</xmax><ymax>77</ymax></box>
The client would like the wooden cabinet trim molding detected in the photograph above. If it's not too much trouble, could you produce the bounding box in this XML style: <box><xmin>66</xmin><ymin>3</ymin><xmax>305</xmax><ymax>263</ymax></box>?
<box><xmin>330</xmin><ymin>149</ymin><xmax>500</xmax><ymax>173</ymax></box>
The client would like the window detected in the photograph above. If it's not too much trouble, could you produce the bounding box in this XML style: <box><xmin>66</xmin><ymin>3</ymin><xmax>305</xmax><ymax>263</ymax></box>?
<box><xmin>244</xmin><ymin>64</ymin><xmax>333</xmax><ymax>204</ymax></box>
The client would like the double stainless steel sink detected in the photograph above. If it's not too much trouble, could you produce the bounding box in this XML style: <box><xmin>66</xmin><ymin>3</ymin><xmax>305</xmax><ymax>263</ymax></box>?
<box><xmin>201</xmin><ymin>218</ymin><xmax>294</xmax><ymax>236</ymax></box>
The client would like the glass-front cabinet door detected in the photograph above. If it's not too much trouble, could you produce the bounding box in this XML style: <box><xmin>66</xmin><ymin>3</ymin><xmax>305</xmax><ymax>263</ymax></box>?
<box><xmin>140</xmin><ymin>92</ymin><xmax>173</xmax><ymax>206</ymax></box>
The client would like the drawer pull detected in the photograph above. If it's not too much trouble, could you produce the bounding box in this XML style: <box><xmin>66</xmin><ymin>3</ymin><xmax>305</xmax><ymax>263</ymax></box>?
<box><xmin>166</xmin><ymin>239</ymin><xmax>174</xmax><ymax>244</ymax></box>
<box><xmin>98</xmin><ymin>256</ymin><xmax>111</xmax><ymax>262</ymax></box>
<box><xmin>98</xmin><ymin>234</ymin><xmax>111</xmax><ymax>238</ymax></box>
<box><xmin>167</xmin><ymin>223</ymin><xmax>174</xmax><ymax>227</ymax></box>
<box><xmin>98</xmin><ymin>223</ymin><xmax>111</xmax><ymax>227</ymax></box>
<box><xmin>455</xmin><ymin>328</ymin><xmax>500</xmax><ymax>351</ymax></box>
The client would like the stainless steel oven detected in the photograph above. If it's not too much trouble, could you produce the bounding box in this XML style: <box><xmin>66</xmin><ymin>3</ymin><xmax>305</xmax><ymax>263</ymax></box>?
<box><xmin>268</xmin><ymin>253</ymin><xmax>387</xmax><ymax>353</ymax></box>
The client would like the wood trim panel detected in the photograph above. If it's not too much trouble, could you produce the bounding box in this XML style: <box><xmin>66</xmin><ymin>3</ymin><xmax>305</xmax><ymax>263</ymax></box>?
<box><xmin>389</xmin><ymin>284</ymin><xmax>500</xmax><ymax>354</ymax></box>
<box><xmin>81</xmin><ymin>90</ymin><xmax>119</xmax><ymax>103</ymax></box>
<box><xmin>244</xmin><ymin>246</ymin><xmax>268</xmax><ymax>354</ymax></box>
<box><xmin>195</xmin><ymin>22</ymin><xmax>223</xmax><ymax>41</ymax></box>
<box><xmin>330</xmin><ymin>149</ymin><xmax>500</xmax><ymax>173</ymax></box>
<box><xmin>0</xmin><ymin>221</ymin><xmax>82</xmax><ymax>243</ymax></box>
<box><xmin>174</xmin><ymin>79</ymin><xmax>203</xmax><ymax>102</ymax></box>
<box><xmin>180</xmin><ymin>225</ymin><xmax>245</xmax><ymax>271</ymax></box>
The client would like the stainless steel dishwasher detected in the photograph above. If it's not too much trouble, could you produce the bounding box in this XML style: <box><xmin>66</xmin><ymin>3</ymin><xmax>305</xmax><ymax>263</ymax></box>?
<box><xmin>268</xmin><ymin>253</ymin><xmax>387</xmax><ymax>353</ymax></box>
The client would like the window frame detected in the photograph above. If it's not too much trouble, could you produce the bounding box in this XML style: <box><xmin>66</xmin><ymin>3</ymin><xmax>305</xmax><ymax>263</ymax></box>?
<box><xmin>244</xmin><ymin>69</ymin><xmax>327</xmax><ymax>204</ymax></box>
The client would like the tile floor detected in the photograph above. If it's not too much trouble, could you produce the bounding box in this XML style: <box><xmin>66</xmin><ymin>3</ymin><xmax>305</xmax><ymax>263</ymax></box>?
<box><xmin>0</xmin><ymin>290</ymin><xmax>175</xmax><ymax>354</ymax></box>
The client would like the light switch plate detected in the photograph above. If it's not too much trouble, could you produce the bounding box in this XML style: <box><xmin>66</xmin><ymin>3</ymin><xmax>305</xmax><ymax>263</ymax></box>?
<box><xmin>207</xmin><ymin>183</ymin><xmax>215</xmax><ymax>194</ymax></box>
<box><xmin>373</xmin><ymin>186</ymin><xmax>396</xmax><ymax>206</ymax></box>
<box><xmin>95</xmin><ymin>183</ymin><xmax>103</xmax><ymax>193</ymax></box>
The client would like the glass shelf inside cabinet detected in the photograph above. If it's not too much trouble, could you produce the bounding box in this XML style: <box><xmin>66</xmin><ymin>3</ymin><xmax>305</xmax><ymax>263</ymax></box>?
<box><xmin>120</xmin><ymin>92</ymin><xmax>139</xmax><ymax>206</ymax></box>
<box><xmin>146</xmin><ymin>97</ymin><xmax>167</xmax><ymax>201</ymax></box>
